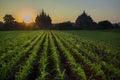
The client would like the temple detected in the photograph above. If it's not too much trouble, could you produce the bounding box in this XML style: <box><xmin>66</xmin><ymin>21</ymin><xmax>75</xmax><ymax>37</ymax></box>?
<box><xmin>35</xmin><ymin>10</ymin><xmax>52</xmax><ymax>28</ymax></box>
<box><xmin>75</xmin><ymin>11</ymin><xmax>95</xmax><ymax>29</ymax></box>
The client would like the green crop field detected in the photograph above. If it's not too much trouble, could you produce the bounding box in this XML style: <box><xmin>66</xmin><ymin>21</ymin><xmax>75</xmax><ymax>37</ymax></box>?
<box><xmin>63</xmin><ymin>30</ymin><xmax>120</xmax><ymax>48</ymax></box>
<box><xmin>0</xmin><ymin>30</ymin><xmax>120</xmax><ymax>80</ymax></box>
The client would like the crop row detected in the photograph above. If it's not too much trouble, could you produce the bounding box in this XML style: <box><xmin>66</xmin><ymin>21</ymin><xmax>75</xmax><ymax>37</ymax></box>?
<box><xmin>0</xmin><ymin>31</ymin><xmax>119</xmax><ymax>80</ymax></box>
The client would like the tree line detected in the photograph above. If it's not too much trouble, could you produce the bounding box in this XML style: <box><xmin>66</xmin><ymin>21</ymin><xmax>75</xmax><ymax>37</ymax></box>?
<box><xmin>0</xmin><ymin>10</ymin><xmax>120</xmax><ymax>30</ymax></box>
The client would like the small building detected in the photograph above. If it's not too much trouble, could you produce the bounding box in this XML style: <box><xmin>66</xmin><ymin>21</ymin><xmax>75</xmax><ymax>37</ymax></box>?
<box><xmin>75</xmin><ymin>11</ymin><xmax>95</xmax><ymax>29</ymax></box>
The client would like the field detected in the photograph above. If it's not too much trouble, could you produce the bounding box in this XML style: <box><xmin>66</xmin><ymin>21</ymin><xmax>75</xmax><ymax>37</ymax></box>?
<box><xmin>63</xmin><ymin>30</ymin><xmax>120</xmax><ymax>48</ymax></box>
<box><xmin>0</xmin><ymin>30</ymin><xmax>120</xmax><ymax>80</ymax></box>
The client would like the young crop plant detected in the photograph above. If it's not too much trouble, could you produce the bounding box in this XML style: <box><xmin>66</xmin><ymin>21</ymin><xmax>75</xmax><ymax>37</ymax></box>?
<box><xmin>49</xmin><ymin>32</ymin><xmax>65</xmax><ymax>80</ymax></box>
<box><xmin>52</xmin><ymin>32</ymin><xmax>87</xmax><ymax>80</ymax></box>
<box><xmin>15</xmin><ymin>32</ymin><xmax>46</xmax><ymax>80</ymax></box>
<box><xmin>0</xmin><ymin>34</ymin><xmax>38</xmax><ymax>63</ymax></box>
<box><xmin>55</xmin><ymin>32</ymin><xmax>106</xmax><ymax>80</ymax></box>
<box><xmin>0</xmin><ymin>31</ymin><xmax>119</xmax><ymax>80</ymax></box>
<box><xmin>0</xmin><ymin>32</ymin><xmax>43</xmax><ymax>80</ymax></box>
<box><xmin>36</xmin><ymin>33</ymin><xmax>49</xmax><ymax>80</ymax></box>
<box><xmin>55</xmin><ymin>31</ymin><xmax>120</xmax><ymax>80</ymax></box>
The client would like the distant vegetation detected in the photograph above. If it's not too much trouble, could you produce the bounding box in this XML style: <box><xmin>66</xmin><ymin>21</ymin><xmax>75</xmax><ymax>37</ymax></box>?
<box><xmin>0</xmin><ymin>10</ymin><xmax>120</xmax><ymax>30</ymax></box>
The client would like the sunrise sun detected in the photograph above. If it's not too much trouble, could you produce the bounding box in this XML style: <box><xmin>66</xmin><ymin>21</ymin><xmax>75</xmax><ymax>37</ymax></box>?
<box><xmin>23</xmin><ymin>15</ymin><xmax>32</xmax><ymax>23</ymax></box>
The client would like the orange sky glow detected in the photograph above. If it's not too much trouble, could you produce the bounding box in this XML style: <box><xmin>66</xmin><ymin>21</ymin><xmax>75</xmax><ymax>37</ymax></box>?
<box><xmin>0</xmin><ymin>0</ymin><xmax>120</xmax><ymax>23</ymax></box>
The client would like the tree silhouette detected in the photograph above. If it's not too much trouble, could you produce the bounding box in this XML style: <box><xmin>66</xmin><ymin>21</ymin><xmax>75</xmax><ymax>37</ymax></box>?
<box><xmin>98</xmin><ymin>20</ymin><xmax>113</xmax><ymax>29</ymax></box>
<box><xmin>3</xmin><ymin>14</ymin><xmax>15</xmax><ymax>23</ymax></box>
<box><xmin>0</xmin><ymin>21</ymin><xmax>4</xmax><ymax>30</ymax></box>
<box><xmin>54</xmin><ymin>21</ymin><xmax>73</xmax><ymax>30</ymax></box>
<box><xmin>3</xmin><ymin>14</ymin><xmax>15</xmax><ymax>30</ymax></box>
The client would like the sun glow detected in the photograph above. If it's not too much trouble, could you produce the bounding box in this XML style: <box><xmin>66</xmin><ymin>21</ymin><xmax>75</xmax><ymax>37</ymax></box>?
<box><xmin>23</xmin><ymin>15</ymin><xmax>32</xmax><ymax>23</ymax></box>
<box><xmin>15</xmin><ymin>9</ymin><xmax>35</xmax><ymax>23</ymax></box>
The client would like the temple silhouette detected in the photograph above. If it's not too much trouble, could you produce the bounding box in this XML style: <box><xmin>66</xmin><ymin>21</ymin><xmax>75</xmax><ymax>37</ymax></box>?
<box><xmin>75</xmin><ymin>11</ymin><xmax>95</xmax><ymax>29</ymax></box>
<box><xmin>35</xmin><ymin>10</ymin><xmax>52</xmax><ymax>29</ymax></box>
<box><xmin>0</xmin><ymin>10</ymin><xmax>119</xmax><ymax>30</ymax></box>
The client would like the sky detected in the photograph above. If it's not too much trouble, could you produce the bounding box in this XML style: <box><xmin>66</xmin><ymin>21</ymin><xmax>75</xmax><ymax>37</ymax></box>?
<box><xmin>0</xmin><ymin>0</ymin><xmax>120</xmax><ymax>23</ymax></box>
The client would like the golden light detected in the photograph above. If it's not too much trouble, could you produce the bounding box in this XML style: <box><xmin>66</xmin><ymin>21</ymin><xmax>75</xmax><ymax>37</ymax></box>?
<box><xmin>23</xmin><ymin>15</ymin><xmax>32</xmax><ymax>23</ymax></box>
<box><xmin>15</xmin><ymin>8</ymin><xmax>35</xmax><ymax>23</ymax></box>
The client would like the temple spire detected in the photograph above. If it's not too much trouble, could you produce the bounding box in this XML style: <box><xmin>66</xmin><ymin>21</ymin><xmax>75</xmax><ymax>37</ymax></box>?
<box><xmin>41</xmin><ymin>9</ymin><xmax>46</xmax><ymax>16</ymax></box>
<box><xmin>83</xmin><ymin>10</ymin><xmax>85</xmax><ymax>14</ymax></box>
<box><xmin>83</xmin><ymin>10</ymin><xmax>86</xmax><ymax>15</ymax></box>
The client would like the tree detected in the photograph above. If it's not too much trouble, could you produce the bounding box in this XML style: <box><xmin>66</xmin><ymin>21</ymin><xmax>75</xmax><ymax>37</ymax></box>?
<box><xmin>3</xmin><ymin>14</ymin><xmax>15</xmax><ymax>30</ymax></box>
<box><xmin>0</xmin><ymin>21</ymin><xmax>4</xmax><ymax>30</ymax></box>
<box><xmin>54</xmin><ymin>21</ymin><xmax>73</xmax><ymax>30</ymax></box>
<box><xmin>97</xmin><ymin>20</ymin><xmax>113</xmax><ymax>29</ymax></box>
<box><xmin>3</xmin><ymin>14</ymin><xmax>15</xmax><ymax>23</ymax></box>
